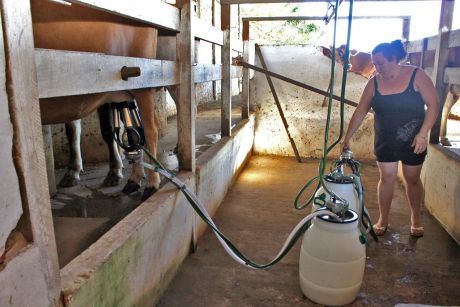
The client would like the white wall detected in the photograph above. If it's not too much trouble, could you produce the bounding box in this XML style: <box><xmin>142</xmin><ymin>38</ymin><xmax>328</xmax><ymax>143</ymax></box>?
<box><xmin>251</xmin><ymin>45</ymin><xmax>375</xmax><ymax>161</ymax></box>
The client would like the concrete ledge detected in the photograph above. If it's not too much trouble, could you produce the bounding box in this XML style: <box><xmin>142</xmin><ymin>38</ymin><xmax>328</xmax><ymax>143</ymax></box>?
<box><xmin>422</xmin><ymin>144</ymin><xmax>460</xmax><ymax>244</ymax></box>
<box><xmin>60</xmin><ymin>172</ymin><xmax>196</xmax><ymax>306</ymax></box>
<box><xmin>195</xmin><ymin>115</ymin><xmax>255</xmax><ymax>237</ymax></box>
<box><xmin>58</xmin><ymin>116</ymin><xmax>255</xmax><ymax>306</ymax></box>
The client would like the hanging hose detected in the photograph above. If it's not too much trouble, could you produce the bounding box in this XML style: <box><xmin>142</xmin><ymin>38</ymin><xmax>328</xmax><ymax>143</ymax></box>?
<box><xmin>318</xmin><ymin>0</ymin><xmax>355</xmax><ymax>204</ymax></box>
<box><xmin>141</xmin><ymin>147</ymin><xmax>340</xmax><ymax>269</ymax></box>
<box><xmin>295</xmin><ymin>0</ymin><xmax>362</xmax><ymax>212</ymax></box>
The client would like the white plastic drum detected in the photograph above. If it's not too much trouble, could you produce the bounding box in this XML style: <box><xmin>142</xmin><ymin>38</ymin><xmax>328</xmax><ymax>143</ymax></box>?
<box><xmin>299</xmin><ymin>210</ymin><xmax>365</xmax><ymax>306</ymax></box>
<box><xmin>313</xmin><ymin>180</ymin><xmax>359</xmax><ymax>216</ymax></box>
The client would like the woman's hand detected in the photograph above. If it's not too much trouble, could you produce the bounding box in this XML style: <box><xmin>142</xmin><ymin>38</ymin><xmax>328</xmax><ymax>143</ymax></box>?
<box><xmin>411</xmin><ymin>133</ymin><xmax>428</xmax><ymax>154</ymax></box>
<box><xmin>340</xmin><ymin>140</ymin><xmax>351</xmax><ymax>153</ymax></box>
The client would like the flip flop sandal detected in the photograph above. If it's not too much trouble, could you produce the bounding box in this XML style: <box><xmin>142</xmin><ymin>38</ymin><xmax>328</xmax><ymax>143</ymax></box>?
<box><xmin>410</xmin><ymin>226</ymin><xmax>424</xmax><ymax>237</ymax></box>
<box><xmin>373</xmin><ymin>224</ymin><xmax>388</xmax><ymax>236</ymax></box>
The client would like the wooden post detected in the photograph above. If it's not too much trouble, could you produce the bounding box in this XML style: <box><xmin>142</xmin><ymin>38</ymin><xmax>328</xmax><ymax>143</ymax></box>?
<box><xmin>42</xmin><ymin>125</ymin><xmax>57</xmax><ymax>197</ymax></box>
<box><xmin>420</xmin><ymin>37</ymin><xmax>428</xmax><ymax>69</ymax></box>
<box><xmin>430</xmin><ymin>0</ymin><xmax>454</xmax><ymax>144</ymax></box>
<box><xmin>402</xmin><ymin>17</ymin><xmax>410</xmax><ymax>43</ymax></box>
<box><xmin>221</xmin><ymin>3</ymin><xmax>232</xmax><ymax>137</ymax></box>
<box><xmin>177</xmin><ymin>0</ymin><xmax>196</xmax><ymax>171</ymax></box>
<box><xmin>0</xmin><ymin>0</ymin><xmax>60</xmax><ymax>304</ymax></box>
<box><xmin>241</xmin><ymin>20</ymin><xmax>250</xmax><ymax>119</ymax></box>
<box><xmin>211</xmin><ymin>0</ymin><xmax>217</xmax><ymax>101</ymax></box>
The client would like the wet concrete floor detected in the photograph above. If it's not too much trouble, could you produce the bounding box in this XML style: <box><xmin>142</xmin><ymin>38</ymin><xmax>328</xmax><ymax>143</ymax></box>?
<box><xmin>157</xmin><ymin>155</ymin><xmax>460</xmax><ymax>306</ymax></box>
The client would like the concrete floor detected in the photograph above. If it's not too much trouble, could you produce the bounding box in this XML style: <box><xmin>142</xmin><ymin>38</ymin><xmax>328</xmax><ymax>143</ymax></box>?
<box><xmin>157</xmin><ymin>155</ymin><xmax>460</xmax><ymax>306</ymax></box>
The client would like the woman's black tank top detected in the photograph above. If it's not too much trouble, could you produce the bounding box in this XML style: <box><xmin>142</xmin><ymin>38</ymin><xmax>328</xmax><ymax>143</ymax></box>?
<box><xmin>371</xmin><ymin>68</ymin><xmax>425</xmax><ymax>159</ymax></box>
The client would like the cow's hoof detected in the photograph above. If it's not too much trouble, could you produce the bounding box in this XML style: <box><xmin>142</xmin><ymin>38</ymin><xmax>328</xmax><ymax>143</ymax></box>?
<box><xmin>58</xmin><ymin>174</ymin><xmax>80</xmax><ymax>188</ymax></box>
<box><xmin>440</xmin><ymin>137</ymin><xmax>452</xmax><ymax>146</ymax></box>
<box><xmin>141</xmin><ymin>187</ymin><xmax>158</xmax><ymax>201</ymax></box>
<box><xmin>122</xmin><ymin>180</ymin><xmax>141</xmax><ymax>194</ymax></box>
<box><xmin>103</xmin><ymin>170</ymin><xmax>123</xmax><ymax>187</ymax></box>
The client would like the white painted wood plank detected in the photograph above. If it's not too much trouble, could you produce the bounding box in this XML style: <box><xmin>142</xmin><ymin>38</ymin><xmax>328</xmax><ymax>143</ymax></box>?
<box><xmin>194</xmin><ymin>17</ymin><xmax>223</xmax><ymax>45</ymax></box>
<box><xmin>0</xmin><ymin>7</ymin><xmax>22</xmax><ymax>258</ymax></box>
<box><xmin>68</xmin><ymin>0</ymin><xmax>180</xmax><ymax>31</ymax></box>
<box><xmin>194</xmin><ymin>64</ymin><xmax>241</xmax><ymax>82</ymax></box>
<box><xmin>407</xmin><ymin>28</ymin><xmax>460</xmax><ymax>52</ymax></box>
<box><xmin>35</xmin><ymin>49</ymin><xmax>179</xmax><ymax>98</ymax></box>
<box><xmin>232</xmin><ymin>39</ymin><xmax>244</xmax><ymax>53</ymax></box>
<box><xmin>444</xmin><ymin>67</ymin><xmax>460</xmax><ymax>85</ymax></box>
<box><xmin>406</xmin><ymin>36</ymin><xmax>437</xmax><ymax>53</ymax></box>
<box><xmin>448</xmin><ymin>29</ymin><xmax>460</xmax><ymax>48</ymax></box>
<box><xmin>36</xmin><ymin>50</ymin><xmax>240</xmax><ymax>98</ymax></box>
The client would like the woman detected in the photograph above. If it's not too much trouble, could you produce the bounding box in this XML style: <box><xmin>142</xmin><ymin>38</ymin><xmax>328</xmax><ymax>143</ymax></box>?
<box><xmin>341</xmin><ymin>40</ymin><xmax>439</xmax><ymax>237</ymax></box>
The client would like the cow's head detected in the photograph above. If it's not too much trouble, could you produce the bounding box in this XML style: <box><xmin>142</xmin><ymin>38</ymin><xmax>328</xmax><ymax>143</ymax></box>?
<box><xmin>321</xmin><ymin>45</ymin><xmax>354</xmax><ymax>70</ymax></box>
<box><xmin>321</xmin><ymin>45</ymin><xmax>375</xmax><ymax>79</ymax></box>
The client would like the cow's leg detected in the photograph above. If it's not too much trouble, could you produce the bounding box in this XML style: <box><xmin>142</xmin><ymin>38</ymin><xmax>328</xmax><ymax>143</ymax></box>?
<box><xmin>59</xmin><ymin>119</ymin><xmax>83</xmax><ymax>187</ymax></box>
<box><xmin>98</xmin><ymin>104</ymin><xmax>124</xmax><ymax>186</ymax></box>
<box><xmin>440</xmin><ymin>89</ymin><xmax>457</xmax><ymax>146</ymax></box>
<box><xmin>132</xmin><ymin>89</ymin><xmax>160</xmax><ymax>201</ymax></box>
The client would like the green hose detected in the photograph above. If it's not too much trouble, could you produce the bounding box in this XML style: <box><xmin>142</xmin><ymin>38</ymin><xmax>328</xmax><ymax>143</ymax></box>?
<box><xmin>295</xmin><ymin>0</ymin><xmax>355</xmax><ymax>210</ymax></box>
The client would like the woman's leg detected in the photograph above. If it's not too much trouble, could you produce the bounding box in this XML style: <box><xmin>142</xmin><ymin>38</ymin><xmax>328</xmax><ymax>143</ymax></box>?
<box><xmin>375</xmin><ymin>161</ymin><xmax>399</xmax><ymax>229</ymax></box>
<box><xmin>401</xmin><ymin>163</ymin><xmax>424</xmax><ymax>231</ymax></box>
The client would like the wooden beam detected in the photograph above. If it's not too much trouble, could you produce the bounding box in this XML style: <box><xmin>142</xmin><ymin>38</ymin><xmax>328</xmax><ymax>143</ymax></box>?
<box><xmin>243</xmin><ymin>15</ymin><xmax>411</xmax><ymax>22</ymax></box>
<box><xmin>35</xmin><ymin>50</ymin><xmax>241</xmax><ymax>98</ymax></box>
<box><xmin>177</xmin><ymin>0</ymin><xmax>195</xmax><ymax>171</ymax></box>
<box><xmin>242</xmin><ymin>20</ymin><xmax>250</xmax><ymax>119</ymax></box>
<box><xmin>211</xmin><ymin>0</ymin><xmax>217</xmax><ymax>101</ymax></box>
<box><xmin>430</xmin><ymin>0</ymin><xmax>454</xmax><ymax>144</ymax></box>
<box><xmin>68</xmin><ymin>0</ymin><xmax>180</xmax><ymax>31</ymax></box>
<box><xmin>35</xmin><ymin>49</ymin><xmax>179</xmax><ymax>98</ymax></box>
<box><xmin>222</xmin><ymin>0</ymin><xmax>432</xmax><ymax>4</ymax></box>
<box><xmin>221</xmin><ymin>3</ymin><xmax>232</xmax><ymax>137</ymax></box>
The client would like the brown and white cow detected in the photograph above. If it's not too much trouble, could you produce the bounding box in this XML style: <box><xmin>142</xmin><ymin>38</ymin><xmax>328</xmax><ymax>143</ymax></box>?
<box><xmin>31</xmin><ymin>0</ymin><xmax>160</xmax><ymax>199</ymax></box>
<box><xmin>321</xmin><ymin>44</ymin><xmax>376</xmax><ymax>79</ymax></box>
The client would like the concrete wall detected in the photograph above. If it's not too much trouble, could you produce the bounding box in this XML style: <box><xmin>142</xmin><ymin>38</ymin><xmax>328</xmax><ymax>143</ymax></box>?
<box><xmin>195</xmin><ymin>116</ymin><xmax>255</xmax><ymax>237</ymax></box>
<box><xmin>59</xmin><ymin>116</ymin><xmax>254</xmax><ymax>306</ymax></box>
<box><xmin>421</xmin><ymin>145</ymin><xmax>460</xmax><ymax>243</ymax></box>
<box><xmin>251</xmin><ymin>45</ymin><xmax>374</xmax><ymax>161</ymax></box>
